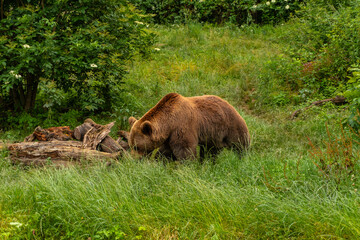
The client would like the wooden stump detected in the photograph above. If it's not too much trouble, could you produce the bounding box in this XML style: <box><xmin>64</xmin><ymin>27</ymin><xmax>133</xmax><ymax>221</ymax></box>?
<box><xmin>75</xmin><ymin>119</ymin><xmax>128</xmax><ymax>153</ymax></box>
<box><xmin>73</xmin><ymin>123</ymin><xmax>92</xmax><ymax>141</ymax></box>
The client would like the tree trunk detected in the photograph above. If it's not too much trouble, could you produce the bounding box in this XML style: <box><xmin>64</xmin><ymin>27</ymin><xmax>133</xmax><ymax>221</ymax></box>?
<box><xmin>24</xmin><ymin>77</ymin><xmax>36</xmax><ymax>112</ymax></box>
<box><xmin>30</xmin><ymin>80</ymin><xmax>38</xmax><ymax>110</ymax></box>
<box><xmin>100</xmin><ymin>136</ymin><xmax>125</xmax><ymax>153</ymax></box>
<box><xmin>1</xmin><ymin>0</ymin><xmax>4</xmax><ymax>20</ymax></box>
<box><xmin>17</xmin><ymin>83</ymin><xmax>26</xmax><ymax>107</ymax></box>
<box><xmin>11</xmin><ymin>88</ymin><xmax>21</xmax><ymax>110</ymax></box>
<box><xmin>22</xmin><ymin>74</ymin><xmax>39</xmax><ymax>112</ymax></box>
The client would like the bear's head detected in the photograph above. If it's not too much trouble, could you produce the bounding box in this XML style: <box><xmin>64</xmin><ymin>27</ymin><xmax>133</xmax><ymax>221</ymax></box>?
<box><xmin>128</xmin><ymin>116</ymin><xmax>160</xmax><ymax>157</ymax></box>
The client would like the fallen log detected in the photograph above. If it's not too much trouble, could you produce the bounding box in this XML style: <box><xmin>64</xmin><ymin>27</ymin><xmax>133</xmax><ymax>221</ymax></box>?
<box><xmin>73</xmin><ymin>118</ymin><xmax>98</xmax><ymax>141</ymax></box>
<box><xmin>99</xmin><ymin>136</ymin><xmax>125</xmax><ymax>153</ymax></box>
<box><xmin>290</xmin><ymin>96</ymin><xmax>347</xmax><ymax>120</ymax></box>
<box><xmin>8</xmin><ymin>141</ymin><xmax>120</xmax><ymax>164</ymax></box>
<box><xmin>3</xmin><ymin>119</ymin><xmax>131</xmax><ymax>167</ymax></box>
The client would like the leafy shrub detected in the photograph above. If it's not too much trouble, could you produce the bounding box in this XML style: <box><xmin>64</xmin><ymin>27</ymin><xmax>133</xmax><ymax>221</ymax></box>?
<box><xmin>343</xmin><ymin>66</ymin><xmax>360</xmax><ymax>129</ymax></box>
<box><xmin>283</xmin><ymin>1</ymin><xmax>360</xmax><ymax>98</ymax></box>
<box><xmin>258</xmin><ymin>54</ymin><xmax>303</xmax><ymax>106</ymax></box>
<box><xmin>257</xmin><ymin>0</ymin><xmax>360</xmax><ymax>112</ymax></box>
<box><xmin>0</xmin><ymin>0</ymin><xmax>155</xmax><ymax>115</ymax></box>
<box><xmin>129</xmin><ymin>0</ymin><xmax>302</xmax><ymax>25</ymax></box>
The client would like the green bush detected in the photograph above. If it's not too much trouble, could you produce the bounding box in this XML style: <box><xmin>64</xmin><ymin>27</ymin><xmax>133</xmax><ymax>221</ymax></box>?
<box><xmin>283</xmin><ymin>1</ymin><xmax>360</xmax><ymax>97</ymax></box>
<box><xmin>129</xmin><ymin>0</ymin><xmax>302</xmax><ymax>25</ymax></box>
<box><xmin>0</xmin><ymin>0</ymin><xmax>155</xmax><ymax>122</ymax></box>
<box><xmin>257</xmin><ymin>0</ymin><xmax>360</xmax><ymax>111</ymax></box>
<box><xmin>343</xmin><ymin>66</ymin><xmax>360</xmax><ymax>129</ymax></box>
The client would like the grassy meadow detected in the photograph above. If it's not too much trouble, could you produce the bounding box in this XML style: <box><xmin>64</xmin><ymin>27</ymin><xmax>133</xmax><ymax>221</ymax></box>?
<box><xmin>1</xmin><ymin>24</ymin><xmax>359</xmax><ymax>239</ymax></box>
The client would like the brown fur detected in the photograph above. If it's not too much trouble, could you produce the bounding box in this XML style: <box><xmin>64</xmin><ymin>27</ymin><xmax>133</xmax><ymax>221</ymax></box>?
<box><xmin>128</xmin><ymin>93</ymin><xmax>250</xmax><ymax>160</ymax></box>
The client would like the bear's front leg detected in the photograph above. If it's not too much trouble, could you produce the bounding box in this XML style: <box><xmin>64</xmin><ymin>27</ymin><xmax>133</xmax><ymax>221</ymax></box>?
<box><xmin>169</xmin><ymin>135</ymin><xmax>198</xmax><ymax>160</ymax></box>
<box><xmin>156</xmin><ymin>144</ymin><xmax>176</xmax><ymax>160</ymax></box>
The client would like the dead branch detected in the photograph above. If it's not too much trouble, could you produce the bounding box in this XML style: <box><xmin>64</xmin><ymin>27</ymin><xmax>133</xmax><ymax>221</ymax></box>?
<box><xmin>290</xmin><ymin>96</ymin><xmax>347</xmax><ymax>120</ymax></box>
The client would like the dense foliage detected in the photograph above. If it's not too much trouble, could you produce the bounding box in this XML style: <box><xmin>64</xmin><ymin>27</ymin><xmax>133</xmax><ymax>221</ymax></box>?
<box><xmin>258</xmin><ymin>1</ymin><xmax>360</xmax><ymax>120</ymax></box>
<box><xmin>0</xmin><ymin>0</ymin><xmax>154</xmax><ymax>128</ymax></box>
<box><xmin>129</xmin><ymin>0</ymin><xmax>302</xmax><ymax>25</ymax></box>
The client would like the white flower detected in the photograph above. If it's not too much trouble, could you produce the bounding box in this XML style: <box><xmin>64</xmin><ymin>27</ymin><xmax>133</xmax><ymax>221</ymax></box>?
<box><xmin>266</xmin><ymin>1</ymin><xmax>270</xmax><ymax>5</ymax></box>
<box><xmin>271</xmin><ymin>0</ymin><xmax>276</xmax><ymax>3</ymax></box>
<box><xmin>134</xmin><ymin>21</ymin><xmax>144</xmax><ymax>25</ymax></box>
<box><xmin>23</xmin><ymin>44</ymin><xmax>30</xmax><ymax>48</ymax></box>
<box><xmin>285</xmin><ymin>5</ymin><xmax>290</xmax><ymax>9</ymax></box>
<box><xmin>154</xmin><ymin>48</ymin><xmax>160</xmax><ymax>51</ymax></box>
<box><xmin>90</xmin><ymin>63</ymin><xmax>98</xmax><ymax>68</ymax></box>
<box><xmin>10</xmin><ymin>70</ymin><xmax>21</xmax><ymax>78</ymax></box>
<box><xmin>285</xmin><ymin>0</ymin><xmax>288</xmax><ymax>1</ymax></box>
<box><xmin>252</xmin><ymin>5</ymin><xmax>257</xmax><ymax>8</ymax></box>
<box><xmin>199</xmin><ymin>0</ymin><xmax>205</xmax><ymax>2</ymax></box>
<box><xmin>10</xmin><ymin>222</ymin><xmax>23</xmax><ymax>228</ymax></box>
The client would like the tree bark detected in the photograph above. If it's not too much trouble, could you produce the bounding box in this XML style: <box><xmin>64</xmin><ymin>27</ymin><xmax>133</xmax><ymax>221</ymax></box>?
<box><xmin>100</xmin><ymin>136</ymin><xmax>125</xmax><ymax>153</ymax></box>
<box><xmin>17</xmin><ymin>83</ymin><xmax>26</xmax><ymax>107</ymax></box>
<box><xmin>24</xmin><ymin>77</ymin><xmax>38</xmax><ymax>112</ymax></box>
<box><xmin>82</xmin><ymin>122</ymin><xmax>114</xmax><ymax>150</ymax></box>
<box><xmin>74</xmin><ymin>122</ymin><xmax>92</xmax><ymax>141</ymax></box>
<box><xmin>30</xmin><ymin>80</ymin><xmax>38</xmax><ymax>110</ymax></box>
<box><xmin>11</xmin><ymin>88</ymin><xmax>21</xmax><ymax>110</ymax></box>
<box><xmin>24</xmin><ymin>126</ymin><xmax>74</xmax><ymax>142</ymax></box>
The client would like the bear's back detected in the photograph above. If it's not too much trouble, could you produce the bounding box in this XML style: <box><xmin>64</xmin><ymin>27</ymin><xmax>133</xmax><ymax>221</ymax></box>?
<box><xmin>190</xmin><ymin>95</ymin><xmax>250</xmax><ymax>148</ymax></box>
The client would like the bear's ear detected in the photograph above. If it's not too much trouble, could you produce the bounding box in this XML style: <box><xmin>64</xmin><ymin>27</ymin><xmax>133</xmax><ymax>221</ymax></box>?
<box><xmin>140</xmin><ymin>121</ymin><xmax>152</xmax><ymax>135</ymax></box>
<box><xmin>129</xmin><ymin>117</ymin><xmax>137</xmax><ymax>127</ymax></box>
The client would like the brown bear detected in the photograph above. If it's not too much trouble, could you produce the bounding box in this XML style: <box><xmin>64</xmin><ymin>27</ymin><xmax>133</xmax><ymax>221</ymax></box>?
<box><xmin>128</xmin><ymin>93</ymin><xmax>250</xmax><ymax>160</ymax></box>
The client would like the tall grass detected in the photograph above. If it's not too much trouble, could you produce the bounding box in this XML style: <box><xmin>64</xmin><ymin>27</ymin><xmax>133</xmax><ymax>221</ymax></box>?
<box><xmin>1</xmin><ymin>23</ymin><xmax>359</xmax><ymax>239</ymax></box>
<box><xmin>1</xmin><ymin>145</ymin><xmax>359</xmax><ymax>239</ymax></box>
